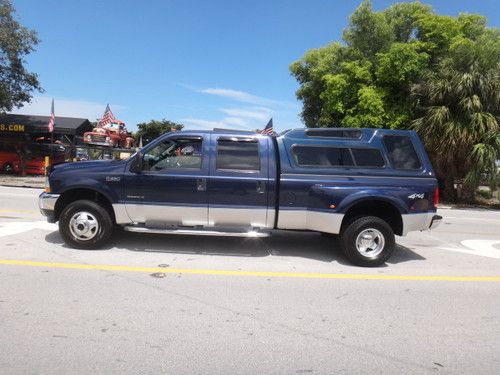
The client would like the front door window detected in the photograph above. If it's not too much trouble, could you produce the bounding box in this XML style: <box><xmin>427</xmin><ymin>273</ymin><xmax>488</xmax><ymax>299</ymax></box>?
<box><xmin>143</xmin><ymin>138</ymin><xmax>202</xmax><ymax>171</ymax></box>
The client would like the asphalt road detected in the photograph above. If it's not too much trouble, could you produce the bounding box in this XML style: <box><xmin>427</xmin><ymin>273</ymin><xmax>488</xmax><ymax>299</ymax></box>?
<box><xmin>0</xmin><ymin>185</ymin><xmax>499</xmax><ymax>374</ymax></box>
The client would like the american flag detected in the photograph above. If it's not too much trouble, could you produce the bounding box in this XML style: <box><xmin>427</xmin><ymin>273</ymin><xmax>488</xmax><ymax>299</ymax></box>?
<box><xmin>98</xmin><ymin>104</ymin><xmax>117</xmax><ymax>126</ymax></box>
<box><xmin>259</xmin><ymin>118</ymin><xmax>274</xmax><ymax>135</ymax></box>
<box><xmin>48</xmin><ymin>99</ymin><xmax>55</xmax><ymax>133</ymax></box>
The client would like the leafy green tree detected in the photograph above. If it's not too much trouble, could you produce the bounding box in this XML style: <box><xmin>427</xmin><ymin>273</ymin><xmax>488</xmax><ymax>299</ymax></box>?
<box><xmin>0</xmin><ymin>0</ymin><xmax>42</xmax><ymax>111</ymax></box>
<box><xmin>135</xmin><ymin>119</ymin><xmax>184</xmax><ymax>145</ymax></box>
<box><xmin>342</xmin><ymin>0</ymin><xmax>393</xmax><ymax>60</ymax></box>
<box><xmin>290</xmin><ymin>0</ymin><xmax>499</xmax><ymax>200</ymax></box>
<box><xmin>290</xmin><ymin>1</ymin><xmax>433</xmax><ymax>129</ymax></box>
<box><xmin>289</xmin><ymin>42</ymin><xmax>348</xmax><ymax>128</ymax></box>
<box><xmin>412</xmin><ymin>34</ymin><xmax>500</xmax><ymax>201</ymax></box>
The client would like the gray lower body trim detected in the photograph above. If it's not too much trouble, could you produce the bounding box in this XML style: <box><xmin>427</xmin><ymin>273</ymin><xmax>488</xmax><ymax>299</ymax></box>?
<box><xmin>113</xmin><ymin>204</ymin><xmax>272</xmax><ymax>229</ymax></box>
<box><xmin>266</xmin><ymin>209</ymin><xmax>276</xmax><ymax>229</ymax></box>
<box><xmin>120</xmin><ymin>203</ymin><xmax>208</xmax><ymax>226</ymax></box>
<box><xmin>278</xmin><ymin>209</ymin><xmax>344</xmax><ymax>234</ymax></box>
<box><xmin>401</xmin><ymin>212</ymin><xmax>436</xmax><ymax>235</ymax></box>
<box><xmin>113</xmin><ymin>204</ymin><xmax>132</xmax><ymax>224</ymax></box>
<box><xmin>209</xmin><ymin>207</ymin><xmax>269</xmax><ymax>228</ymax></box>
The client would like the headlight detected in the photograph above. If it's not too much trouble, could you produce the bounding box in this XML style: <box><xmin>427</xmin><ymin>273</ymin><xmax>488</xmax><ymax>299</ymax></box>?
<box><xmin>106</xmin><ymin>136</ymin><xmax>111</xmax><ymax>141</ymax></box>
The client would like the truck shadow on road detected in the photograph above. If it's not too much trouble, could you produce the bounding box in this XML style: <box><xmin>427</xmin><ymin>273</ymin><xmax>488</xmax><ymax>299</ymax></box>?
<box><xmin>45</xmin><ymin>230</ymin><xmax>425</xmax><ymax>266</ymax></box>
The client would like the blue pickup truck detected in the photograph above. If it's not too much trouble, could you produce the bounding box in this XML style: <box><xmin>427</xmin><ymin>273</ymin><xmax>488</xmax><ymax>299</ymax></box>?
<box><xmin>39</xmin><ymin>128</ymin><xmax>441</xmax><ymax>266</ymax></box>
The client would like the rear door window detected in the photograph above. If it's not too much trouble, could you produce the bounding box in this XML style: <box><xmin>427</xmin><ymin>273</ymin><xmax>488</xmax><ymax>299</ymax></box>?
<box><xmin>383</xmin><ymin>135</ymin><xmax>421</xmax><ymax>169</ymax></box>
<box><xmin>216</xmin><ymin>139</ymin><xmax>260</xmax><ymax>171</ymax></box>
<box><xmin>293</xmin><ymin>146</ymin><xmax>354</xmax><ymax>167</ymax></box>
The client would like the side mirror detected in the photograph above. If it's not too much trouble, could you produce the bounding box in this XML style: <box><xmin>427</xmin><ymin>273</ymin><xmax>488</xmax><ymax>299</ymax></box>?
<box><xmin>130</xmin><ymin>152</ymin><xmax>143</xmax><ymax>173</ymax></box>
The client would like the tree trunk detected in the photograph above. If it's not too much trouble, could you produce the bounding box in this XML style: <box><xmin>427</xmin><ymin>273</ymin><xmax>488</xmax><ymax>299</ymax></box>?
<box><xmin>439</xmin><ymin>177</ymin><xmax>457</xmax><ymax>202</ymax></box>
<box><xmin>460</xmin><ymin>184</ymin><xmax>476</xmax><ymax>203</ymax></box>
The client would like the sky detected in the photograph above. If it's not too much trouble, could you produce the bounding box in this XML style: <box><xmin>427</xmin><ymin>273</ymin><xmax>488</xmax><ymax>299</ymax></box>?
<box><xmin>11</xmin><ymin>0</ymin><xmax>500</xmax><ymax>133</ymax></box>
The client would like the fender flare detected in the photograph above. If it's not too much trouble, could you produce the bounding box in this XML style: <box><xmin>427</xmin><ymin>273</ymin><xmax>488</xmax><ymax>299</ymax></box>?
<box><xmin>59</xmin><ymin>184</ymin><xmax>116</xmax><ymax>204</ymax></box>
<box><xmin>336</xmin><ymin>191</ymin><xmax>408</xmax><ymax>215</ymax></box>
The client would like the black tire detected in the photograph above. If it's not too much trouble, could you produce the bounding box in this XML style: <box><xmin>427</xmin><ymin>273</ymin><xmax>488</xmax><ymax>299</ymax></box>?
<box><xmin>340</xmin><ymin>216</ymin><xmax>395</xmax><ymax>267</ymax></box>
<box><xmin>59</xmin><ymin>200</ymin><xmax>114</xmax><ymax>249</ymax></box>
<box><xmin>3</xmin><ymin>163</ymin><xmax>14</xmax><ymax>174</ymax></box>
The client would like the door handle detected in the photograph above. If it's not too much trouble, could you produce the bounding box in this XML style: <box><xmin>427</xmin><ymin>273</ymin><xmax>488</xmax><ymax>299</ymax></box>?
<box><xmin>256</xmin><ymin>180</ymin><xmax>265</xmax><ymax>194</ymax></box>
<box><xmin>197</xmin><ymin>178</ymin><xmax>206</xmax><ymax>192</ymax></box>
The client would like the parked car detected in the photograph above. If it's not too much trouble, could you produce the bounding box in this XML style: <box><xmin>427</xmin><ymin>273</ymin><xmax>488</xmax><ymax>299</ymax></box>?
<box><xmin>39</xmin><ymin>127</ymin><xmax>441</xmax><ymax>266</ymax></box>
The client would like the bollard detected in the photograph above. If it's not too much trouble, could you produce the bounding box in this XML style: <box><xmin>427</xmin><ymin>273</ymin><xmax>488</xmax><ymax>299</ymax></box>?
<box><xmin>44</xmin><ymin>156</ymin><xmax>50</xmax><ymax>176</ymax></box>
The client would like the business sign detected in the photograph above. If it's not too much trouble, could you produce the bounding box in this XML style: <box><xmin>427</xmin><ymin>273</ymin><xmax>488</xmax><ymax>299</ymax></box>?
<box><xmin>0</xmin><ymin>123</ymin><xmax>26</xmax><ymax>132</ymax></box>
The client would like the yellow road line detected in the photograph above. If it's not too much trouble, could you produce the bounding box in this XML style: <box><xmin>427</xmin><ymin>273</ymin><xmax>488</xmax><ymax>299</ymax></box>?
<box><xmin>0</xmin><ymin>259</ymin><xmax>499</xmax><ymax>282</ymax></box>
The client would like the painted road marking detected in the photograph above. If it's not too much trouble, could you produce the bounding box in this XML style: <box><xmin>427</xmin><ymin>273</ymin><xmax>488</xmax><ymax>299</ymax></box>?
<box><xmin>0</xmin><ymin>221</ymin><xmax>57</xmax><ymax>237</ymax></box>
<box><xmin>0</xmin><ymin>259</ymin><xmax>499</xmax><ymax>282</ymax></box>
<box><xmin>440</xmin><ymin>240</ymin><xmax>500</xmax><ymax>259</ymax></box>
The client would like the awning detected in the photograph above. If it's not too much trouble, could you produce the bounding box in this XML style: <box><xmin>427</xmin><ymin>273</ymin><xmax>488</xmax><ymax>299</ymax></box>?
<box><xmin>0</xmin><ymin>114</ymin><xmax>93</xmax><ymax>136</ymax></box>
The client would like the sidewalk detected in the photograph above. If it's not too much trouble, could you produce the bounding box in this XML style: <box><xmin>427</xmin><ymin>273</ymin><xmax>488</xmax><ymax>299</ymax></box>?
<box><xmin>0</xmin><ymin>175</ymin><xmax>45</xmax><ymax>189</ymax></box>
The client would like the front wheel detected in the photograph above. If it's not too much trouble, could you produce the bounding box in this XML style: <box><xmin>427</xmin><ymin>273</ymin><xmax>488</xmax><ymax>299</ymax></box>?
<box><xmin>340</xmin><ymin>216</ymin><xmax>395</xmax><ymax>267</ymax></box>
<box><xmin>59</xmin><ymin>200</ymin><xmax>114</xmax><ymax>249</ymax></box>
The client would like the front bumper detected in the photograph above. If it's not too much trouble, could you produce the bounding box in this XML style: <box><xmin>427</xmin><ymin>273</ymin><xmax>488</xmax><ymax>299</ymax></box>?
<box><xmin>39</xmin><ymin>192</ymin><xmax>60</xmax><ymax>223</ymax></box>
<box><xmin>84</xmin><ymin>141</ymin><xmax>113</xmax><ymax>147</ymax></box>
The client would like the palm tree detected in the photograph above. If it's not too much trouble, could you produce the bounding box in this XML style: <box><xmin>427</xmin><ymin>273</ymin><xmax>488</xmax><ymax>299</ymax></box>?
<box><xmin>412</xmin><ymin>57</ymin><xmax>500</xmax><ymax>202</ymax></box>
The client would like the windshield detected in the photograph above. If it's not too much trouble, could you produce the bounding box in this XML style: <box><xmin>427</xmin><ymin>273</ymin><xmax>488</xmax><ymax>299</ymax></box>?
<box><xmin>105</xmin><ymin>123</ymin><xmax>122</xmax><ymax>129</ymax></box>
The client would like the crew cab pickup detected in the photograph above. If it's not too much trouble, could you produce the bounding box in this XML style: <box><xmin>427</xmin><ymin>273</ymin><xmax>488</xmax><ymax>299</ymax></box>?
<box><xmin>39</xmin><ymin>128</ymin><xmax>441</xmax><ymax>266</ymax></box>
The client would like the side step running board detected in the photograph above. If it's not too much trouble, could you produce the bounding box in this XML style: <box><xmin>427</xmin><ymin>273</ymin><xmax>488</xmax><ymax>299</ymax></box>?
<box><xmin>123</xmin><ymin>226</ymin><xmax>270</xmax><ymax>238</ymax></box>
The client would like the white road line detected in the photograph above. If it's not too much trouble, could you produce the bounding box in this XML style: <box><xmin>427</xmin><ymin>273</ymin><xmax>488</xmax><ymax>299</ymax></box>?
<box><xmin>440</xmin><ymin>240</ymin><xmax>500</xmax><ymax>259</ymax></box>
<box><xmin>0</xmin><ymin>221</ymin><xmax>57</xmax><ymax>238</ymax></box>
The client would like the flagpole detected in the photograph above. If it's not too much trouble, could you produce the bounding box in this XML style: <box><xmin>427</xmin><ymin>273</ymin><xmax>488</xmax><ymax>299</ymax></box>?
<box><xmin>50</xmin><ymin>98</ymin><xmax>55</xmax><ymax>144</ymax></box>
<box><xmin>50</xmin><ymin>99</ymin><xmax>54</xmax><ymax>165</ymax></box>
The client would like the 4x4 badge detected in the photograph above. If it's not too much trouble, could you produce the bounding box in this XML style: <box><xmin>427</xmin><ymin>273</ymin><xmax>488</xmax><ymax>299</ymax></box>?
<box><xmin>408</xmin><ymin>193</ymin><xmax>424</xmax><ymax>199</ymax></box>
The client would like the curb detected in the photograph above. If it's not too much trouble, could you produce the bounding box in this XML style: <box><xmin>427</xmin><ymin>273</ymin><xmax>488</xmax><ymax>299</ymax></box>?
<box><xmin>0</xmin><ymin>184</ymin><xmax>44</xmax><ymax>189</ymax></box>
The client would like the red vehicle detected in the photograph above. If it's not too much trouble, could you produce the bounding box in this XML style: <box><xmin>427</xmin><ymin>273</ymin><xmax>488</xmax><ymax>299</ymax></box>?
<box><xmin>0</xmin><ymin>142</ymin><xmax>67</xmax><ymax>175</ymax></box>
<box><xmin>23</xmin><ymin>143</ymin><xmax>68</xmax><ymax>175</ymax></box>
<box><xmin>24</xmin><ymin>156</ymin><xmax>64</xmax><ymax>175</ymax></box>
<box><xmin>83</xmin><ymin>121</ymin><xmax>135</xmax><ymax>149</ymax></box>
<box><xmin>0</xmin><ymin>149</ymin><xmax>20</xmax><ymax>174</ymax></box>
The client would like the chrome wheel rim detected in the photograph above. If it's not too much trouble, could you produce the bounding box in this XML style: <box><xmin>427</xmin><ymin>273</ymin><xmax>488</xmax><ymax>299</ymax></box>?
<box><xmin>69</xmin><ymin>211</ymin><xmax>99</xmax><ymax>241</ymax></box>
<box><xmin>355</xmin><ymin>228</ymin><xmax>385</xmax><ymax>258</ymax></box>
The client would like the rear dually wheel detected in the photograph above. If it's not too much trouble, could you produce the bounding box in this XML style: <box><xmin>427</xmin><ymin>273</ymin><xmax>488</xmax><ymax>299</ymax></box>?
<box><xmin>340</xmin><ymin>216</ymin><xmax>395</xmax><ymax>267</ymax></box>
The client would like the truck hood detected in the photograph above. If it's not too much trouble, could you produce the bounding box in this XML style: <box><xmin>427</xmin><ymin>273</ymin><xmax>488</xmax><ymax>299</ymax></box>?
<box><xmin>51</xmin><ymin>159</ymin><xmax>128</xmax><ymax>173</ymax></box>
